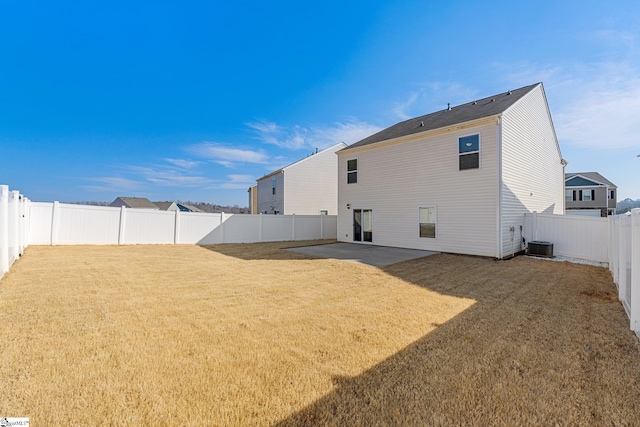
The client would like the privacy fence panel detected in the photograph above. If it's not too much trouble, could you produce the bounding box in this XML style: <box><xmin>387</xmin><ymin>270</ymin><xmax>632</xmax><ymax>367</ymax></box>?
<box><xmin>609</xmin><ymin>210</ymin><xmax>640</xmax><ymax>338</ymax></box>
<box><xmin>177</xmin><ymin>212</ymin><xmax>223</xmax><ymax>244</ymax></box>
<box><xmin>525</xmin><ymin>212</ymin><xmax>609</xmax><ymax>262</ymax></box>
<box><xmin>124</xmin><ymin>209</ymin><xmax>176</xmax><ymax>244</ymax></box>
<box><xmin>56</xmin><ymin>203</ymin><xmax>121</xmax><ymax>245</ymax></box>
<box><xmin>27</xmin><ymin>202</ymin><xmax>337</xmax><ymax>246</ymax></box>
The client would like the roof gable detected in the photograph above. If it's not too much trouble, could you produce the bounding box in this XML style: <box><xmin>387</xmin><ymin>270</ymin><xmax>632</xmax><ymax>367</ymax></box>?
<box><xmin>565</xmin><ymin>172</ymin><xmax>616</xmax><ymax>188</ymax></box>
<box><xmin>342</xmin><ymin>83</ymin><xmax>540</xmax><ymax>151</ymax></box>
<box><xmin>257</xmin><ymin>141</ymin><xmax>347</xmax><ymax>182</ymax></box>
<box><xmin>112</xmin><ymin>197</ymin><xmax>158</xmax><ymax>209</ymax></box>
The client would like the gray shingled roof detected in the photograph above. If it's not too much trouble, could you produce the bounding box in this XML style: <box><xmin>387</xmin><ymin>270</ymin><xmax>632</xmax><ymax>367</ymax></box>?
<box><xmin>342</xmin><ymin>83</ymin><xmax>541</xmax><ymax>151</ymax></box>
<box><xmin>114</xmin><ymin>197</ymin><xmax>159</xmax><ymax>209</ymax></box>
<box><xmin>565</xmin><ymin>172</ymin><xmax>617</xmax><ymax>188</ymax></box>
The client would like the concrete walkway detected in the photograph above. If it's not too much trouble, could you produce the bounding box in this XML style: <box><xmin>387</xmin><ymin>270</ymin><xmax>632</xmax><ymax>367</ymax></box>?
<box><xmin>285</xmin><ymin>242</ymin><xmax>438</xmax><ymax>267</ymax></box>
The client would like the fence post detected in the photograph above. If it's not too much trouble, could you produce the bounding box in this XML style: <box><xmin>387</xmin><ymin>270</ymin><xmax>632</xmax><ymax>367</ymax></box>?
<box><xmin>0</xmin><ymin>185</ymin><xmax>9</xmax><ymax>276</ymax></box>
<box><xmin>320</xmin><ymin>215</ymin><xmax>324</xmax><ymax>239</ymax></box>
<box><xmin>220</xmin><ymin>213</ymin><xmax>225</xmax><ymax>243</ymax></box>
<box><xmin>532</xmin><ymin>211</ymin><xmax>538</xmax><ymax>241</ymax></box>
<box><xmin>50</xmin><ymin>201</ymin><xmax>59</xmax><ymax>245</ymax></box>
<box><xmin>259</xmin><ymin>213</ymin><xmax>263</xmax><ymax>242</ymax></box>
<box><xmin>292</xmin><ymin>214</ymin><xmax>296</xmax><ymax>240</ymax></box>
<box><xmin>630</xmin><ymin>209</ymin><xmax>640</xmax><ymax>336</ymax></box>
<box><xmin>10</xmin><ymin>191</ymin><xmax>20</xmax><ymax>260</ymax></box>
<box><xmin>174</xmin><ymin>210</ymin><xmax>181</xmax><ymax>245</ymax></box>
<box><xmin>118</xmin><ymin>206</ymin><xmax>126</xmax><ymax>245</ymax></box>
<box><xmin>618</xmin><ymin>217</ymin><xmax>626</xmax><ymax>302</ymax></box>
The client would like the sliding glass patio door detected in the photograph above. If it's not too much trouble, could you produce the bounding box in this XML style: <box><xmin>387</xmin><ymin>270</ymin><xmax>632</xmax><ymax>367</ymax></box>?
<box><xmin>353</xmin><ymin>209</ymin><xmax>372</xmax><ymax>243</ymax></box>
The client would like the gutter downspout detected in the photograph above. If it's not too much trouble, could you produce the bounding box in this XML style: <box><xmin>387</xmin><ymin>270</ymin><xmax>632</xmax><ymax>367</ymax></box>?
<box><xmin>496</xmin><ymin>115</ymin><xmax>503</xmax><ymax>259</ymax></box>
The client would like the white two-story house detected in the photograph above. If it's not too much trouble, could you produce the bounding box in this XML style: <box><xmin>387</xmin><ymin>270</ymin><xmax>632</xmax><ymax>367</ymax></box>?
<box><xmin>337</xmin><ymin>83</ymin><xmax>566</xmax><ymax>259</ymax></box>
<box><xmin>257</xmin><ymin>142</ymin><xmax>346</xmax><ymax>215</ymax></box>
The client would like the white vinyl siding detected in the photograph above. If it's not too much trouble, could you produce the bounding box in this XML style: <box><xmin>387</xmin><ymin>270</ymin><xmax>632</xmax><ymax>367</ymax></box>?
<box><xmin>282</xmin><ymin>142</ymin><xmax>344</xmax><ymax>215</ymax></box>
<box><xmin>500</xmin><ymin>84</ymin><xmax>564</xmax><ymax>258</ymax></box>
<box><xmin>338</xmin><ymin>121</ymin><xmax>498</xmax><ymax>257</ymax></box>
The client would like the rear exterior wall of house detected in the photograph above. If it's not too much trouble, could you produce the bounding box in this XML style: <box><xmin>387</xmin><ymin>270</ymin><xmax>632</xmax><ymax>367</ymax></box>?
<box><xmin>337</xmin><ymin>119</ymin><xmax>499</xmax><ymax>257</ymax></box>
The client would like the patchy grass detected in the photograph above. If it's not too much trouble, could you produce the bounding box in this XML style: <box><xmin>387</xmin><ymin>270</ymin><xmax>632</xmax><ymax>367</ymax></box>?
<box><xmin>0</xmin><ymin>242</ymin><xmax>639</xmax><ymax>426</ymax></box>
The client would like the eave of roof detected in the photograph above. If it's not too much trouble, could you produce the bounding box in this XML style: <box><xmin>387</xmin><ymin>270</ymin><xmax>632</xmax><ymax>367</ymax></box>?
<box><xmin>340</xmin><ymin>83</ymin><xmax>540</xmax><ymax>153</ymax></box>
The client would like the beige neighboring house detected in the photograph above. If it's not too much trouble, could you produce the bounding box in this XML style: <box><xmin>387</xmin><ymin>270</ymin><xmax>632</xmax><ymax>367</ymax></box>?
<box><xmin>154</xmin><ymin>201</ymin><xmax>179</xmax><ymax>211</ymax></box>
<box><xmin>337</xmin><ymin>82</ymin><xmax>565</xmax><ymax>259</ymax></box>
<box><xmin>565</xmin><ymin>172</ymin><xmax>617</xmax><ymax>217</ymax></box>
<box><xmin>257</xmin><ymin>142</ymin><xmax>347</xmax><ymax>215</ymax></box>
<box><xmin>110</xmin><ymin>197</ymin><xmax>159</xmax><ymax>209</ymax></box>
<box><xmin>248</xmin><ymin>185</ymin><xmax>258</xmax><ymax>214</ymax></box>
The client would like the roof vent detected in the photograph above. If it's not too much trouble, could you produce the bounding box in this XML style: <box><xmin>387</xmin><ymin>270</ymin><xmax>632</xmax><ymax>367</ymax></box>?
<box><xmin>473</xmin><ymin>101</ymin><xmax>477</xmax><ymax>105</ymax></box>
<box><xmin>447</xmin><ymin>103</ymin><xmax>451</xmax><ymax>111</ymax></box>
<box><xmin>507</xmin><ymin>90</ymin><xmax>512</xmax><ymax>95</ymax></box>
<box><xmin>419</xmin><ymin>120</ymin><xmax>424</xmax><ymax>127</ymax></box>
<box><xmin>491</xmin><ymin>98</ymin><xmax>495</xmax><ymax>102</ymax></box>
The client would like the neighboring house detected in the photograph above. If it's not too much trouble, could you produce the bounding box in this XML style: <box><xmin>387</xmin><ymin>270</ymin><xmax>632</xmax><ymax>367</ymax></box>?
<box><xmin>565</xmin><ymin>172</ymin><xmax>617</xmax><ymax>217</ymax></box>
<box><xmin>257</xmin><ymin>142</ymin><xmax>347</xmax><ymax>215</ymax></box>
<box><xmin>109</xmin><ymin>197</ymin><xmax>159</xmax><ymax>209</ymax></box>
<box><xmin>337</xmin><ymin>83</ymin><xmax>566</xmax><ymax>259</ymax></box>
<box><xmin>248</xmin><ymin>185</ymin><xmax>258</xmax><ymax>214</ymax></box>
<box><xmin>154</xmin><ymin>201</ymin><xmax>179</xmax><ymax>211</ymax></box>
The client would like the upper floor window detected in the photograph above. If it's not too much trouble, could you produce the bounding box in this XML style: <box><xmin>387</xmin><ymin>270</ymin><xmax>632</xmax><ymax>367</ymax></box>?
<box><xmin>272</xmin><ymin>178</ymin><xmax>276</xmax><ymax>195</ymax></box>
<box><xmin>609</xmin><ymin>190</ymin><xmax>615</xmax><ymax>200</ymax></box>
<box><xmin>347</xmin><ymin>159</ymin><xmax>358</xmax><ymax>184</ymax></box>
<box><xmin>565</xmin><ymin>190</ymin><xmax>573</xmax><ymax>202</ymax></box>
<box><xmin>459</xmin><ymin>134</ymin><xmax>480</xmax><ymax>170</ymax></box>
<box><xmin>581</xmin><ymin>189</ymin><xmax>594</xmax><ymax>201</ymax></box>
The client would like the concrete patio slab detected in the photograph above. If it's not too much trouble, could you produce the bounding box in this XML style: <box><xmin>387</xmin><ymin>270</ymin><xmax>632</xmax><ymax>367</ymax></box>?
<box><xmin>285</xmin><ymin>242</ymin><xmax>438</xmax><ymax>267</ymax></box>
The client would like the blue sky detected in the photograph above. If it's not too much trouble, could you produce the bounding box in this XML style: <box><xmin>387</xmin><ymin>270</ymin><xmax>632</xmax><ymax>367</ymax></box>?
<box><xmin>1</xmin><ymin>0</ymin><xmax>639</xmax><ymax>205</ymax></box>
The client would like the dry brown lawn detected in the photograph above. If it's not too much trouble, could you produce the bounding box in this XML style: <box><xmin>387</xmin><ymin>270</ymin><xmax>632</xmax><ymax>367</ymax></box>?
<box><xmin>1</xmin><ymin>242</ymin><xmax>639</xmax><ymax>426</ymax></box>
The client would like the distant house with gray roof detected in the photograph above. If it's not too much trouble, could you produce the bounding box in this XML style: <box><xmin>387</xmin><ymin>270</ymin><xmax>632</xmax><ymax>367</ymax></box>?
<box><xmin>337</xmin><ymin>82</ymin><xmax>566</xmax><ymax>259</ymax></box>
<box><xmin>109</xmin><ymin>197</ymin><xmax>159</xmax><ymax>210</ymax></box>
<box><xmin>565</xmin><ymin>172</ymin><xmax>617</xmax><ymax>217</ymax></box>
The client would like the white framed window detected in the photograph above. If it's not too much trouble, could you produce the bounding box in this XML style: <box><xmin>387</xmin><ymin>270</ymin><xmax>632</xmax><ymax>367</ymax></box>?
<box><xmin>419</xmin><ymin>207</ymin><xmax>437</xmax><ymax>238</ymax></box>
<box><xmin>581</xmin><ymin>189</ymin><xmax>593</xmax><ymax>201</ymax></box>
<box><xmin>347</xmin><ymin>159</ymin><xmax>358</xmax><ymax>184</ymax></box>
<box><xmin>320</xmin><ymin>210</ymin><xmax>328</xmax><ymax>215</ymax></box>
<box><xmin>458</xmin><ymin>134</ymin><xmax>480</xmax><ymax>170</ymax></box>
<box><xmin>565</xmin><ymin>190</ymin><xmax>572</xmax><ymax>202</ymax></box>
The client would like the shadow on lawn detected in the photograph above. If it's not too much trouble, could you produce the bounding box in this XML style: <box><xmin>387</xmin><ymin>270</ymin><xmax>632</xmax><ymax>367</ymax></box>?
<box><xmin>197</xmin><ymin>240</ymin><xmax>336</xmax><ymax>261</ymax></box>
<box><xmin>271</xmin><ymin>254</ymin><xmax>637</xmax><ymax>426</ymax></box>
<box><xmin>202</xmin><ymin>242</ymin><xmax>638</xmax><ymax>424</ymax></box>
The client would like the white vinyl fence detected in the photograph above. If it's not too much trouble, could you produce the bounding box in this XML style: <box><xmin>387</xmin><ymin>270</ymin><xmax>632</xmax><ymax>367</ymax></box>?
<box><xmin>0</xmin><ymin>185</ymin><xmax>30</xmax><ymax>279</ymax></box>
<box><xmin>525</xmin><ymin>212</ymin><xmax>609</xmax><ymax>262</ymax></box>
<box><xmin>28</xmin><ymin>202</ymin><xmax>337</xmax><ymax>246</ymax></box>
<box><xmin>609</xmin><ymin>210</ymin><xmax>640</xmax><ymax>338</ymax></box>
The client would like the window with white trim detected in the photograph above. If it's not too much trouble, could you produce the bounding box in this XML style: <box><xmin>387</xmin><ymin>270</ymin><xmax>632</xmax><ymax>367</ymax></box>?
<box><xmin>347</xmin><ymin>159</ymin><xmax>358</xmax><ymax>184</ymax></box>
<box><xmin>458</xmin><ymin>134</ymin><xmax>480</xmax><ymax>170</ymax></box>
<box><xmin>565</xmin><ymin>190</ymin><xmax>573</xmax><ymax>202</ymax></box>
<box><xmin>272</xmin><ymin>178</ymin><xmax>276</xmax><ymax>195</ymax></box>
<box><xmin>581</xmin><ymin>189</ymin><xmax>594</xmax><ymax>201</ymax></box>
<box><xmin>419</xmin><ymin>207</ymin><xmax>437</xmax><ymax>238</ymax></box>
